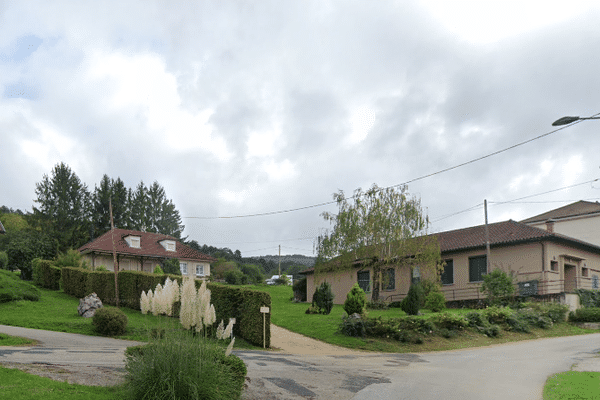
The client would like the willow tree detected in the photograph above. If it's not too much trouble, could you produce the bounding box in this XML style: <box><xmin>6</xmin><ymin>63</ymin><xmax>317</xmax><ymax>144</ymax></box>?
<box><xmin>316</xmin><ymin>184</ymin><xmax>441</xmax><ymax>301</ymax></box>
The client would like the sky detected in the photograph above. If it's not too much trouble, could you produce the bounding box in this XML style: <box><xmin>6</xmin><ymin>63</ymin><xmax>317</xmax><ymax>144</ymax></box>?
<box><xmin>2</xmin><ymin>0</ymin><xmax>600</xmax><ymax>258</ymax></box>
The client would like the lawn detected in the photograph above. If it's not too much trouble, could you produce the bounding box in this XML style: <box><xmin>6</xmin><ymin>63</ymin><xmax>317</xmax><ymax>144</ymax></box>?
<box><xmin>544</xmin><ymin>371</ymin><xmax>600</xmax><ymax>400</ymax></box>
<box><xmin>250</xmin><ymin>284</ymin><xmax>598</xmax><ymax>353</ymax></box>
<box><xmin>0</xmin><ymin>366</ymin><xmax>124</xmax><ymax>399</ymax></box>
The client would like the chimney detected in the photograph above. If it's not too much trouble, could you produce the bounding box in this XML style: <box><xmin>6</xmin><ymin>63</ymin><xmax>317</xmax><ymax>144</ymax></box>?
<box><xmin>545</xmin><ymin>219</ymin><xmax>555</xmax><ymax>233</ymax></box>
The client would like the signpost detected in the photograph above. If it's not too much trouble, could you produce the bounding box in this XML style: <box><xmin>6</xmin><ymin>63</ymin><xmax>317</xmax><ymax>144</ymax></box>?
<box><xmin>260</xmin><ymin>306</ymin><xmax>270</xmax><ymax>348</ymax></box>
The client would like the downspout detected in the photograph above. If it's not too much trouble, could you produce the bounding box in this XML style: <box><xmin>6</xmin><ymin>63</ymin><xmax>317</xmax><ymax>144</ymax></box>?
<box><xmin>541</xmin><ymin>242</ymin><xmax>546</xmax><ymax>295</ymax></box>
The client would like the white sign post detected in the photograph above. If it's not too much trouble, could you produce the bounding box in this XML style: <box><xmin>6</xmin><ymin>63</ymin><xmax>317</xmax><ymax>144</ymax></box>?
<box><xmin>260</xmin><ymin>306</ymin><xmax>270</xmax><ymax>348</ymax></box>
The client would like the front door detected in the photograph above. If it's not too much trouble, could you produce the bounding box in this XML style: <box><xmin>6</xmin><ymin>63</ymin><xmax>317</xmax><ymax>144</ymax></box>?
<box><xmin>564</xmin><ymin>264</ymin><xmax>577</xmax><ymax>292</ymax></box>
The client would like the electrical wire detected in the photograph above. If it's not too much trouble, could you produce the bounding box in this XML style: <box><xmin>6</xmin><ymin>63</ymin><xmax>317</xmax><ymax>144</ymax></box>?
<box><xmin>184</xmin><ymin>119</ymin><xmax>584</xmax><ymax>220</ymax></box>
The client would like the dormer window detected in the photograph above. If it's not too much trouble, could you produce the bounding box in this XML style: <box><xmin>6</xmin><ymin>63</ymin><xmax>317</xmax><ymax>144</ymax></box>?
<box><xmin>160</xmin><ymin>240</ymin><xmax>176</xmax><ymax>252</ymax></box>
<box><xmin>125</xmin><ymin>235</ymin><xmax>141</xmax><ymax>248</ymax></box>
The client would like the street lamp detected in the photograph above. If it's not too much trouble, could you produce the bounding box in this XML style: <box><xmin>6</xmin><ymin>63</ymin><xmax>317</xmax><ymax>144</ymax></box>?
<box><xmin>552</xmin><ymin>115</ymin><xmax>600</xmax><ymax>126</ymax></box>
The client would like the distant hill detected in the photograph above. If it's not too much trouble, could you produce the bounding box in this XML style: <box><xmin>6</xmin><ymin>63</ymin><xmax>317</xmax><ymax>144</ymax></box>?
<box><xmin>256</xmin><ymin>254</ymin><xmax>316</xmax><ymax>267</ymax></box>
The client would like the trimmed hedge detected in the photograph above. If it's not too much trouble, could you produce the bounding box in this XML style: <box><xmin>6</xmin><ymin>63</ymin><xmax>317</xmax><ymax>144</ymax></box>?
<box><xmin>60</xmin><ymin>268</ymin><xmax>271</xmax><ymax>347</ymax></box>
<box><xmin>569</xmin><ymin>307</ymin><xmax>600</xmax><ymax>323</ymax></box>
<box><xmin>32</xmin><ymin>258</ymin><xmax>61</xmax><ymax>290</ymax></box>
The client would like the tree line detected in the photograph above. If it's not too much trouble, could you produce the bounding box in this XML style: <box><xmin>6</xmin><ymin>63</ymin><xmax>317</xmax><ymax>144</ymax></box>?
<box><xmin>0</xmin><ymin>162</ymin><xmax>184</xmax><ymax>278</ymax></box>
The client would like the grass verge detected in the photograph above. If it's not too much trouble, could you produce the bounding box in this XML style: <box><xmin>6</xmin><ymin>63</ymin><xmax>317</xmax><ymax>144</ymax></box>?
<box><xmin>249</xmin><ymin>284</ymin><xmax>598</xmax><ymax>353</ymax></box>
<box><xmin>544</xmin><ymin>371</ymin><xmax>600</xmax><ymax>400</ymax></box>
<box><xmin>0</xmin><ymin>333</ymin><xmax>35</xmax><ymax>346</ymax></box>
<box><xmin>0</xmin><ymin>366</ymin><xmax>124</xmax><ymax>399</ymax></box>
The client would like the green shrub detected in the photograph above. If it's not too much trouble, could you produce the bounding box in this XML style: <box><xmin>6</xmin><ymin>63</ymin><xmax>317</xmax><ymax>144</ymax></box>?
<box><xmin>0</xmin><ymin>251</ymin><xmax>8</xmax><ymax>270</ymax></box>
<box><xmin>439</xmin><ymin>328</ymin><xmax>458</xmax><ymax>339</ymax></box>
<box><xmin>95</xmin><ymin>265</ymin><xmax>109</xmax><ymax>271</ymax></box>
<box><xmin>31</xmin><ymin>258</ymin><xmax>61</xmax><ymax>290</ymax></box>
<box><xmin>569</xmin><ymin>308</ymin><xmax>600</xmax><ymax>323</ymax></box>
<box><xmin>480</xmin><ymin>269</ymin><xmax>515</xmax><ymax>306</ymax></box>
<box><xmin>431</xmin><ymin>312</ymin><xmax>468</xmax><ymax>330</ymax></box>
<box><xmin>125</xmin><ymin>331</ymin><xmax>245</xmax><ymax>400</ymax></box>
<box><xmin>420</xmin><ymin>279</ymin><xmax>442</xmax><ymax>307</ymax></box>
<box><xmin>401</xmin><ymin>283</ymin><xmax>423</xmax><ymax>315</ymax></box>
<box><xmin>388</xmin><ymin>301</ymin><xmax>403</xmax><ymax>308</ymax></box>
<box><xmin>161</xmin><ymin>258</ymin><xmax>181</xmax><ymax>276</ymax></box>
<box><xmin>54</xmin><ymin>249</ymin><xmax>88</xmax><ymax>269</ymax></box>
<box><xmin>465</xmin><ymin>311</ymin><xmax>488</xmax><ymax>328</ymax></box>
<box><xmin>483</xmin><ymin>306</ymin><xmax>514</xmax><ymax>324</ymax></box>
<box><xmin>312</xmin><ymin>282</ymin><xmax>334</xmax><ymax>315</ymax></box>
<box><xmin>224</xmin><ymin>269</ymin><xmax>247</xmax><ymax>285</ymax></box>
<box><xmin>153</xmin><ymin>265</ymin><xmax>164</xmax><ymax>275</ymax></box>
<box><xmin>344</xmin><ymin>283</ymin><xmax>367</xmax><ymax>315</ymax></box>
<box><xmin>425</xmin><ymin>291</ymin><xmax>446</xmax><ymax>312</ymax></box>
<box><xmin>0</xmin><ymin>269</ymin><xmax>41</xmax><ymax>302</ymax></box>
<box><xmin>92</xmin><ymin>307</ymin><xmax>128</xmax><ymax>336</ymax></box>
<box><xmin>366</xmin><ymin>299</ymin><xmax>388</xmax><ymax>310</ymax></box>
<box><xmin>395</xmin><ymin>315</ymin><xmax>435</xmax><ymax>333</ymax></box>
<box><xmin>506</xmin><ymin>314</ymin><xmax>530</xmax><ymax>333</ymax></box>
<box><xmin>481</xmin><ymin>324</ymin><xmax>500</xmax><ymax>337</ymax></box>
<box><xmin>575</xmin><ymin>289</ymin><xmax>600</xmax><ymax>308</ymax></box>
<box><xmin>520</xmin><ymin>302</ymin><xmax>569</xmax><ymax>323</ymax></box>
<box><xmin>340</xmin><ymin>315</ymin><xmax>366</xmax><ymax>337</ymax></box>
<box><xmin>293</xmin><ymin>276</ymin><xmax>307</xmax><ymax>302</ymax></box>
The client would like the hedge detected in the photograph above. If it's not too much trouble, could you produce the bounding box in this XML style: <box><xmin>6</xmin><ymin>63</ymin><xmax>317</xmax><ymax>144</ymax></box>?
<box><xmin>569</xmin><ymin>307</ymin><xmax>600</xmax><ymax>323</ymax></box>
<box><xmin>60</xmin><ymin>268</ymin><xmax>271</xmax><ymax>347</ymax></box>
<box><xmin>31</xmin><ymin>258</ymin><xmax>61</xmax><ymax>290</ymax></box>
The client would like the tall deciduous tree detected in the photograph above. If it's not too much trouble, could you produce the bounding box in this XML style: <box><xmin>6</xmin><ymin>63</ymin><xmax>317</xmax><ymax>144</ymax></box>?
<box><xmin>33</xmin><ymin>162</ymin><xmax>91</xmax><ymax>252</ymax></box>
<box><xmin>316</xmin><ymin>184</ymin><xmax>441</xmax><ymax>301</ymax></box>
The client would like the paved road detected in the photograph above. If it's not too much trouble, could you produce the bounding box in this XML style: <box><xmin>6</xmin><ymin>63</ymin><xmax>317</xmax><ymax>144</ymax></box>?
<box><xmin>2</xmin><ymin>324</ymin><xmax>599</xmax><ymax>399</ymax></box>
<box><xmin>0</xmin><ymin>324</ymin><xmax>142</xmax><ymax>367</ymax></box>
<box><xmin>238</xmin><ymin>333</ymin><xmax>600</xmax><ymax>400</ymax></box>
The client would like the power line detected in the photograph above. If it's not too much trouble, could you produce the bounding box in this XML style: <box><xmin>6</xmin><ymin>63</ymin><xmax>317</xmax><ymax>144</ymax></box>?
<box><xmin>184</xmin><ymin>120</ymin><xmax>582</xmax><ymax>220</ymax></box>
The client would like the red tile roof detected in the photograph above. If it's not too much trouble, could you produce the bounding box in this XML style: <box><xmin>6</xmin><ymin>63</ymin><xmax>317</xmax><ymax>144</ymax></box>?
<box><xmin>78</xmin><ymin>229</ymin><xmax>216</xmax><ymax>262</ymax></box>
<box><xmin>520</xmin><ymin>200</ymin><xmax>600</xmax><ymax>224</ymax></box>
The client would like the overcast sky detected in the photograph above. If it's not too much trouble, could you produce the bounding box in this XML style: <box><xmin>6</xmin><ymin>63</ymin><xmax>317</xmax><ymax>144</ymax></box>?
<box><xmin>2</xmin><ymin>0</ymin><xmax>600</xmax><ymax>257</ymax></box>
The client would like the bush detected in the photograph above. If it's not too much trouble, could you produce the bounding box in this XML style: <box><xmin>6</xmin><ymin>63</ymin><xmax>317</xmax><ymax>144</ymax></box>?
<box><xmin>344</xmin><ymin>283</ymin><xmax>367</xmax><ymax>315</ymax></box>
<box><xmin>480</xmin><ymin>269</ymin><xmax>515</xmax><ymax>306</ymax></box>
<box><xmin>482</xmin><ymin>306</ymin><xmax>514</xmax><ymax>324</ymax></box>
<box><xmin>125</xmin><ymin>331</ymin><xmax>245</xmax><ymax>400</ymax></box>
<box><xmin>153</xmin><ymin>265</ymin><xmax>164</xmax><ymax>275</ymax></box>
<box><xmin>425</xmin><ymin>291</ymin><xmax>446</xmax><ymax>312</ymax></box>
<box><xmin>92</xmin><ymin>307</ymin><xmax>128</xmax><ymax>336</ymax></box>
<box><xmin>95</xmin><ymin>265</ymin><xmax>109</xmax><ymax>271</ymax></box>
<box><xmin>480</xmin><ymin>324</ymin><xmax>500</xmax><ymax>337</ymax></box>
<box><xmin>366</xmin><ymin>299</ymin><xmax>388</xmax><ymax>310</ymax></box>
<box><xmin>465</xmin><ymin>311</ymin><xmax>488</xmax><ymax>328</ymax></box>
<box><xmin>519</xmin><ymin>302</ymin><xmax>569</xmax><ymax>323</ymax></box>
<box><xmin>54</xmin><ymin>249</ymin><xmax>88</xmax><ymax>269</ymax></box>
<box><xmin>0</xmin><ymin>251</ymin><xmax>8</xmax><ymax>269</ymax></box>
<box><xmin>569</xmin><ymin>308</ymin><xmax>600</xmax><ymax>323</ymax></box>
<box><xmin>575</xmin><ymin>289</ymin><xmax>600</xmax><ymax>308</ymax></box>
<box><xmin>506</xmin><ymin>314</ymin><xmax>530</xmax><ymax>333</ymax></box>
<box><xmin>224</xmin><ymin>269</ymin><xmax>247</xmax><ymax>285</ymax></box>
<box><xmin>388</xmin><ymin>301</ymin><xmax>403</xmax><ymax>308</ymax></box>
<box><xmin>431</xmin><ymin>312</ymin><xmax>468</xmax><ymax>330</ymax></box>
<box><xmin>31</xmin><ymin>258</ymin><xmax>61</xmax><ymax>290</ymax></box>
<box><xmin>293</xmin><ymin>276</ymin><xmax>307</xmax><ymax>302</ymax></box>
<box><xmin>401</xmin><ymin>283</ymin><xmax>424</xmax><ymax>315</ymax></box>
<box><xmin>340</xmin><ymin>315</ymin><xmax>366</xmax><ymax>337</ymax></box>
<box><xmin>0</xmin><ymin>269</ymin><xmax>41</xmax><ymax>302</ymax></box>
<box><xmin>420</xmin><ymin>279</ymin><xmax>442</xmax><ymax>307</ymax></box>
<box><xmin>312</xmin><ymin>282</ymin><xmax>334</xmax><ymax>315</ymax></box>
<box><xmin>161</xmin><ymin>258</ymin><xmax>181</xmax><ymax>276</ymax></box>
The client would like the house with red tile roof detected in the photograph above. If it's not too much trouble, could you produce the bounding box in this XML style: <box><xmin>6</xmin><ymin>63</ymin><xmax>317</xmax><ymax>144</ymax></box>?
<box><xmin>521</xmin><ymin>200</ymin><xmax>600</xmax><ymax>247</ymax></box>
<box><xmin>78</xmin><ymin>229</ymin><xmax>216</xmax><ymax>279</ymax></box>
<box><xmin>303</xmin><ymin>220</ymin><xmax>600</xmax><ymax>305</ymax></box>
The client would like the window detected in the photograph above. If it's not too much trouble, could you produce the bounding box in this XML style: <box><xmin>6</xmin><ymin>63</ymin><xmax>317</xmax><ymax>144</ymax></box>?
<box><xmin>469</xmin><ymin>255</ymin><xmax>487</xmax><ymax>282</ymax></box>
<box><xmin>583</xmin><ymin>267</ymin><xmax>589</xmax><ymax>277</ymax></box>
<box><xmin>441</xmin><ymin>259</ymin><xmax>454</xmax><ymax>285</ymax></box>
<box><xmin>357</xmin><ymin>270</ymin><xmax>370</xmax><ymax>292</ymax></box>
<box><xmin>550</xmin><ymin>261</ymin><xmax>558</xmax><ymax>272</ymax></box>
<box><xmin>160</xmin><ymin>240</ymin><xmax>176</xmax><ymax>252</ymax></box>
<box><xmin>195</xmin><ymin>264</ymin><xmax>204</xmax><ymax>276</ymax></box>
<box><xmin>383</xmin><ymin>268</ymin><xmax>395</xmax><ymax>291</ymax></box>
<box><xmin>125</xmin><ymin>235</ymin><xmax>141</xmax><ymax>248</ymax></box>
<box><xmin>412</xmin><ymin>267</ymin><xmax>421</xmax><ymax>284</ymax></box>
<box><xmin>180</xmin><ymin>262</ymin><xmax>188</xmax><ymax>275</ymax></box>
<box><xmin>593</xmin><ymin>275</ymin><xmax>599</xmax><ymax>290</ymax></box>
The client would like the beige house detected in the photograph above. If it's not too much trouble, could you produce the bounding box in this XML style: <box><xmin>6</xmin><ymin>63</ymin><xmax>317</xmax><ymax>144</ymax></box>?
<box><xmin>303</xmin><ymin>220</ymin><xmax>600</xmax><ymax>304</ymax></box>
<box><xmin>521</xmin><ymin>200</ymin><xmax>600</xmax><ymax>247</ymax></box>
<box><xmin>78</xmin><ymin>229</ymin><xmax>216</xmax><ymax>279</ymax></box>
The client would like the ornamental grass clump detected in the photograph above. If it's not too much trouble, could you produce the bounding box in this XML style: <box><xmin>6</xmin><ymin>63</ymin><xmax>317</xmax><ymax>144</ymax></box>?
<box><xmin>125</xmin><ymin>330</ymin><xmax>246</xmax><ymax>400</ymax></box>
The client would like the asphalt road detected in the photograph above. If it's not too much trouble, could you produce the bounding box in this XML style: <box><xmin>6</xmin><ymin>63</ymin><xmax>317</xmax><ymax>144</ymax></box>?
<box><xmin>0</xmin><ymin>324</ymin><xmax>142</xmax><ymax>367</ymax></box>
<box><xmin>2</xmin><ymin>324</ymin><xmax>600</xmax><ymax>399</ymax></box>
<box><xmin>238</xmin><ymin>333</ymin><xmax>600</xmax><ymax>400</ymax></box>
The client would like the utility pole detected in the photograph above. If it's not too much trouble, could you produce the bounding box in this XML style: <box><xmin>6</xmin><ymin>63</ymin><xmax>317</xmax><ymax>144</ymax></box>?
<box><xmin>484</xmin><ymin>199</ymin><xmax>491</xmax><ymax>273</ymax></box>
<box><xmin>109</xmin><ymin>199</ymin><xmax>120</xmax><ymax>307</ymax></box>
<box><xmin>278</xmin><ymin>245</ymin><xmax>281</xmax><ymax>277</ymax></box>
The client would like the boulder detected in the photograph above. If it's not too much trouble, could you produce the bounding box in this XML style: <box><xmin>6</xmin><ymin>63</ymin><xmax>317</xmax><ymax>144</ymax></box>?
<box><xmin>78</xmin><ymin>293</ymin><xmax>103</xmax><ymax>318</ymax></box>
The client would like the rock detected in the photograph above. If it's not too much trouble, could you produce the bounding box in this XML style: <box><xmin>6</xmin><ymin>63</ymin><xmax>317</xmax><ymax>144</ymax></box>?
<box><xmin>78</xmin><ymin>293</ymin><xmax>103</xmax><ymax>318</ymax></box>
